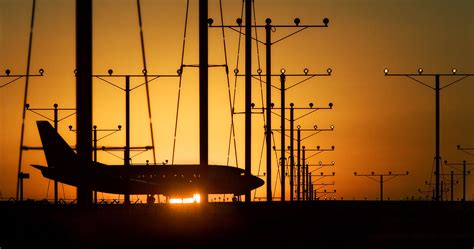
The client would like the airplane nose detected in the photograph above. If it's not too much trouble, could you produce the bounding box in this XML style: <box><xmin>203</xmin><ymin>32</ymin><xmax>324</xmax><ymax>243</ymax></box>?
<box><xmin>251</xmin><ymin>175</ymin><xmax>265</xmax><ymax>189</ymax></box>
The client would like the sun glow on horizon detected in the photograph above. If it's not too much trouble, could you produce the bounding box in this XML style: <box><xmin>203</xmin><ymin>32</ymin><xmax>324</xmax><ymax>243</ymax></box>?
<box><xmin>169</xmin><ymin>194</ymin><xmax>201</xmax><ymax>204</ymax></box>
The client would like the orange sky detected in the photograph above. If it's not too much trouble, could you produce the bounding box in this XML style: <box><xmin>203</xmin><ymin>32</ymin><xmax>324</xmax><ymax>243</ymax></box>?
<box><xmin>1</xmin><ymin>0</ymin><xmax>473</xmax><ymax>201</ymax></box>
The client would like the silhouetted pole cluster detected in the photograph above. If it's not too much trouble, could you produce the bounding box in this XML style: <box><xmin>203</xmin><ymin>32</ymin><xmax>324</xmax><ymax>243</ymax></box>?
<box><xmin>287</xmin><ymin>106</ymin><xmax>334</xmax><ymax>201</ymax></box>
<box><xmin>445</xmin><ymin>160</ymin><xmax>473</xmax><ymax>201</ymax></box>
<box><xmin>270</xmin><ymin>102</ymin><xmax>334</xmax><ymax>201</ymax></box>
<box><xmin>312</xmin><ymin>181</ymin><xmax>335</xmax><ymax>200</ymax></box>
<box><xmin>438</xmin><ymin>171</ymin><xmax>459</xmax><ymax>202</ymax></box>
<box><xmin>384</xmin><ymin>68</ymin><xmax>473</xmax><ymax>201</ymax></box>
<box><xmin>301</xmin><ymin>146</ymin><xmax>335</xmax><ymax>200</ymax></box>
<box><xmin>213</xmin><ymin>16</ymin><xmax>329</xmax><ymax>202</ymax></box>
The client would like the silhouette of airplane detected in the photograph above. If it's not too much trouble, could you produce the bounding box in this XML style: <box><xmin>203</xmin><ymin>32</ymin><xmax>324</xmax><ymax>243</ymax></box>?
<box><xmin>31</xmin><ymin>121</ymin><xmax>264</xmax><ymax>202</ymax></box>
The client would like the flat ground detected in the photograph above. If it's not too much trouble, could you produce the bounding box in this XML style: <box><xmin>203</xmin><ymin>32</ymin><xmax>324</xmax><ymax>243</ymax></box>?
<box><xmin>0</xmin><ymin>201</ymin><xmax>473</xmax><ymax>249</ymax></box>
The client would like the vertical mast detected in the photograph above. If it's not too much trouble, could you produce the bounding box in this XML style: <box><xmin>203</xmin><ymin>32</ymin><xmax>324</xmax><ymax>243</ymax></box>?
<box><xmin>76</xmin><ymin>0</ymin><xmax>93</xmax><ymax>205</ymax></box>
<box><xmin>199</xmin><ymin>0</ymin><xmax>209</xmax><ymax>203</ymax></box>
<box><xmin>244</xmin><ymin>0</ymin><xmax>252</xmax><ymax>203</ymax></box>
<box><xmin>265</xmin><ymin>18</ymin><xmax>272</xmax><ymax>202</ymax></box>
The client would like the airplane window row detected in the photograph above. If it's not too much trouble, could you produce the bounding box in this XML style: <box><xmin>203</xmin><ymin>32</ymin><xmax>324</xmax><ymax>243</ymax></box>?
<box><xmin>136</xmin><ymin>174</ymin><xmax>201</xmax><ymax>179</ymax></box>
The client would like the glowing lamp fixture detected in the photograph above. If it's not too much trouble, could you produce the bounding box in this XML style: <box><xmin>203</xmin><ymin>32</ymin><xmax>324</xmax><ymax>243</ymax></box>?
<box><xmin>452</xmin><ymin>68</ymin><xmax>457</xmax><ymax>75</ymax></box>
<box><xmin>418</xmin><ymin>68</ymin><xmax>423</xmax><ymax>75</ymax></box>
<box><xmin>384</xmin><ymin>68</ymin><xmax>389</xmax><ymax>75</ymax></box>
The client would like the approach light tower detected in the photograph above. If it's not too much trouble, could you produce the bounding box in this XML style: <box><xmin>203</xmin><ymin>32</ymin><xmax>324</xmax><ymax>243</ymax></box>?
<box><xmin>24</xmin><ymin>103</ymin><xmax>76</xmax><ymax>204</ymax></box>
<box><xmin>254</xmin><ymin>70</ymin><xmax>334</xmax><ymax>201</ymax></box>
<box><xmin>445</xmin><ymin>160</ymin><xmax>473</xmax><ymax>201</ymax></box>
<box><xmin>0</xmin><ymin>69</ymin><xmax>44</xmax><ymax>201</ymax></box>
<box><xmin>209</xmin><ymin>13</ymin><xmax>329</xmax><ymax>202</ymax></box>
<box><xmin>91</xmin><ymin>70</ymin><xmax>177</xmax><ymax>204</ymax></box>
<box><xmin>354</xmin><ymin>171</ymin><xmax>409</xmax><ymax>201</ymax></box>
<box><xmin>384</xmin><ymin>68</ymin><xmax>473</xmax><ymax>201</ymax></box>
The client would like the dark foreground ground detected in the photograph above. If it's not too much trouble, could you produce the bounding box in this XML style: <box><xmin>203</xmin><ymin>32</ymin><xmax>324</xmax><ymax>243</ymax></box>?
<box><xmin>0</xmin><ymin>201</ymin><xmax>473</xmax><ymax>249</ymax></box>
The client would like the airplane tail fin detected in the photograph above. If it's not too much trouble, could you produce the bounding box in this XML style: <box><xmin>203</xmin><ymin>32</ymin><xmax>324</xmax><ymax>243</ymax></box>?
<box><xmin>36</xmin><ymin>121</ymin><xmax>78</xmax><ymax>169</ymax></box>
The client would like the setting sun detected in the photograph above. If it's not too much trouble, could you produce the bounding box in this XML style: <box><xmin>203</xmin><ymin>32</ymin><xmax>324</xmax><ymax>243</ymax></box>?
<box><xmin>169</xmin><ymin>194</ymin><xmax>201</xmax><ymax>204</ymax></box>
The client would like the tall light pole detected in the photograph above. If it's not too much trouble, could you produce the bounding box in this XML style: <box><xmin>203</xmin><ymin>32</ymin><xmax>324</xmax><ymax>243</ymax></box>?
<box><xmin>244</xmin><ymin>0</ymin><xmax>252</xmax><ymax>204</ymax></box>
<box><xmin>384</xmin><ymin>68</ymin><xmax>473</xmax><ymax>201</ymax></box>
<box><xmin>76</xmin><ymin>0</ymin><xmax>93</xmax><ymax>205</ymax></box>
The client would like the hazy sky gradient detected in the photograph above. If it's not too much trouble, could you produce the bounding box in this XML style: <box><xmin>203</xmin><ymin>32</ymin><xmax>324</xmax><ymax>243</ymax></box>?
<box><xmin>1</xmin><ymin>0</ymin><xmax>473</xmax><ymax>201</ymax></box>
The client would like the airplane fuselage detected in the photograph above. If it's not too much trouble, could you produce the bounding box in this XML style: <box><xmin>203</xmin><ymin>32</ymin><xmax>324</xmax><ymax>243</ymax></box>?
<box><xmin>35</xmin><ymin>163</ymin><xmax>261</xmax><ymax>197</ymax></box>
